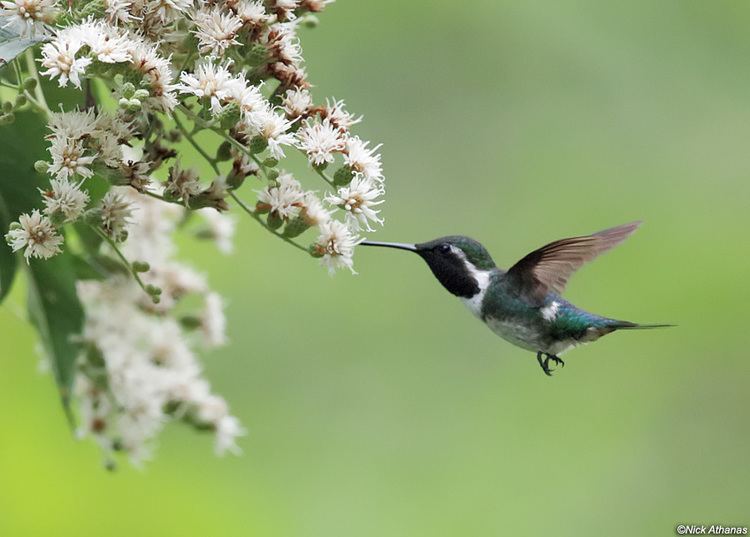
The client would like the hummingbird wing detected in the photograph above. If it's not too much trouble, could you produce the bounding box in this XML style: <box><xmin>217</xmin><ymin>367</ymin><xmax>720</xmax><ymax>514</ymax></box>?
<box><xmin>505</xmin><ymin>221</ymin><xmax>641</xmax><ymax>303</ymax></box>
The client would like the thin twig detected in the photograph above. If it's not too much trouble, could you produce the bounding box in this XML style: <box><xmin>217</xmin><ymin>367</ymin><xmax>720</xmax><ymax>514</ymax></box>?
<box><xmin>229</xmin><ymin>191</ymin><xmax>309</xmax><ymax>254</ymax></box>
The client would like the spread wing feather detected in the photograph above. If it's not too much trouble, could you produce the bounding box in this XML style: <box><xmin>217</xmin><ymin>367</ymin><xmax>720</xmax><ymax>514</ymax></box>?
<box><xmin>506</xmin><ymin>221</ymin><xmax>641</xmax><ymax>302</ymax></box>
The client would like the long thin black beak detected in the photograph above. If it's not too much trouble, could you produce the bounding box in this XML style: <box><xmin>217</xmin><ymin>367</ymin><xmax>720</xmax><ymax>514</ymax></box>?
<box><xmin>360</xmin><ymin>240</ymin><xmax>417</xmax><ymax>252</ymax></box>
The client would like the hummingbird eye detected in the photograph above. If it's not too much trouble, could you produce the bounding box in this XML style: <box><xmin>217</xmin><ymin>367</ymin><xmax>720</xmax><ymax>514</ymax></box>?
<box><xmin>438</xmin><ymin>244</ymin><xmax>451</xmax><ymax>254</ymax></box>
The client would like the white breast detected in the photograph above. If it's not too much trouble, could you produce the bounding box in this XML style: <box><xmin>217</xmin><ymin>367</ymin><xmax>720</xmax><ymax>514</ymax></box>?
<box><xmin>459</xmin><ymin>266</ymin><xmax>492</xmax><ymax>318</ymax></box>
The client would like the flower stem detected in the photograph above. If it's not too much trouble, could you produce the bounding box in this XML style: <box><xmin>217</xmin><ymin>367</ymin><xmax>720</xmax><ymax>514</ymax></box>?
<box><xmin>173</xmin><ymin>111</ymin><xmax>220</xmax><ymax>174</ymax></box>
<box><xmin>90</xmin><ymin>225</ymin><xmax>152</xmax><ymax>298</ymax></box>
<box><xmin>24</xmin><ymin>49</ymin><xmax>50</xmax><ymax>116</ymax></box>
<box><xmin>228</xmin><ymin>191</ymin><xmax>309</xmax><ymax>254</ymax></box>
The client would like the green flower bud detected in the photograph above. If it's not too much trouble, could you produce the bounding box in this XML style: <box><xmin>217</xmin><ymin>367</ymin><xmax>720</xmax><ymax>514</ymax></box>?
<box><xmin>308</xmin><ymin>243</ymin><xmax>325</xmax><ymax>258</ymax></box>
<box><xmin>179</xmin><ymin>316</ymin><xmax>202</xmax><ymax>330</ymax></box>
<box><xmin>118</xmin><ymin>97</ymin><xmax>130</xmax><ymax>109</ymax></box>
<box><xmin>126</xmin><ymin>99</ymin><xmax>141</xmax><ymax>112</ymax></box>
<box><xmin>333</xmin><ymin>166</ymin><xmax>354</xmax><ymax>186</ymax></box>
<box><xmin>263</xmin><ymin>157</ymin><xmax>279</xmax><ymax>168</ymax></box>
<box><xmin>216</xmin><ymin>141</ymin><xmax>232</xmax><ymax>162</ymax></box>
<box><xmin>145</xmin><ymin>284</ymin><xmax>162</xmax><ymax>296</ymax></box>
<box><xmin>226</xmin><ymin>172</ymin><xmax>246</xmax><ymax>190</ymax></box>
<box><xmin>249</xmin><ymin>135</ymin><xmax>268</xmax><ymax>154</ymax></box>
<box><xmin>2</xmin><ymin>101</ymin><xmax>12</xmax><ymax>113</ymax></box>
<box><xmin>133</xmin><ymin>89</ymin><xmax>149</xmax><ymax>100</ymax></box>
<box><xmin>267</xmin><ymin>169</ymin><xmax>280</xmax><ymax>181</ymax></box>
<box><xmin>282</xmin><ymin>217</ymin><xmax>310</xmax><ymax>238</ymax></box>
<box><xmin>121</xmin><ymin>82</ymin><xmax>136</xmax><ymax>98</ymax></box>
<box><xmin>151</xmin><ymin>295</ymin><xmax>161</xmax><ymax>304</ymax></box>
<box><xmin>23</xmin><ymin>78</ymin><xmax>37</xmax><ymax>91</ymax></box>
<box><xmin>8</xmin><ymin>222</ymin><xmax>22</xmax><ymax>231</ymax></box>
<box><xmin>314</xmin><ymin>161</ymin><xmax>329</xmax><ymax>172</ymax></box>
<box><xmin>132</xmin><ymin>261</ymin><xmax>150</xmax><ymax>272</ymax></box>
<box><xmin>246</xmin><ymin>43</ymin><xmax>268</xmax><ymax>66</ymax></box>
<box><xmin>34</xmin><ymin>160</ymin><xmax>50</xmax><ymax>173</ymax></box>
<box><xmin>266</xmin><ymin>212</ymin><xmax>283</xmax><ymax>230</ymax></box>
<box><xmin>14</xmin><ymin>94</ymin><xmax>27</xmax><ymax>107</ymax></box>
<box><xmin>302</xmin><ymin>14</ymin><xmax>319</xmax><ymax>28</ymax></box>
<box><xmin>113</xmin><ymin>73</ymin><xmax>125</xmax><ymax>86</ymax></box>
<box><xmin>0</xmin><ymin>113</ymin><xmax>14</xmax><ymax>125</ymax></box>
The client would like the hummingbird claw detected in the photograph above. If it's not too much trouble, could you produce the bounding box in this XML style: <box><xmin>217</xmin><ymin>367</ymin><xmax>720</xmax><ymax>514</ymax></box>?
<box><xmin>537</xmin><ymin>352</ymin><xmax>554</xmax><ymax>376</ymax></box>
<box><xmin>537</xmin><ymin>352</ymin><xmax>564</xmax><ymax>376</ymax></box>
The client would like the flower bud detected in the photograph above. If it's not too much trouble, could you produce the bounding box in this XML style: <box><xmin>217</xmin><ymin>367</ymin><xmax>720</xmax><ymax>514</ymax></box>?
<box><xmin>267</xmin><ymin>169</ymin><xmax>280</xmax><ymax>181</ymax></box>
<box><xmin>179</xmin><ymin>316</ymin><xmax>202</xmax><ymax>330</ymax></box>
<box><xmin>14</xmin><ymin>94</ymin><xmax>27</xmax><ymax>107</ymax></box>
<box><xmin>118</xmin><ymin>97</ymin><xmax>130</xmax><ymax>109</ymax></box>
<box><xmin>263</xmin><ymin>158</ymin><xmax>279</xmax><ymax>167</ymax></box>
<box><xmin>34</xmin><ymin>160</ymin><xmax>50</xmax><ymax>173</ymax></box>
<box><xmin>249</xmin><ymin>136</ymin><xmax>268</xmax><ymax>154</ymax></box>
<box><xmin>266</xmin><ymin>212</ymin><xmax>283</xmax><ymax>230</ymax></box>
<box><xmin>2</xmin><ymin>101</ymin><xmax>12</xmax><ymax>113</ymax></box>
<box><xmin>0</xmin><ymin>113</ymin><xmax>14</xmax><ymax>125</ymax></box>
<box><xmin>126</xmin><ymin>99</ymin><xmax>141</xmax><ymax>112</ymax></box>
<box><xmin>146</xmin><ymin>284</ymin><xmax>162</xmax><ymax>296</ymax></box>
<box><xmin>133</xmin><ymin>89</ymin><xmax>149</xmax><ymax>100</ymax></box>
<box><xmin>333</xmin><ymin>166</ymin><xmax>354</xmax><ymax>186</ymax></box>
<box><xmin>226</xmin><ymin>171</ymin><xmax>246</xmax><ymax>190</ymax></box>
<box><xmin>216</xmin><ymin>141</ymin><xmax>232</xmax><ymax>162</ymax></box>
<box><xmin>121</xmin><ymin>82</ymin><xmax>136</xmax><ymax>98</ymax></box>
<box><xmin>282</xmin><ymin>217</ymin><xmax>310</xmax><ymax>238</ymax></box>
<box><xmin>302</xmin><ymin>14</ymin><xmax>319</xmax><ymax>28</ymax></box>
<box><xmin>23</xmin><ymin>78</ymin><xmax>37</xmax><ymax>91</ymax></box>
<box><xmin>308</xmin><ymin>243</ymin><xmax>325</xmax><ymax>258</ymax></box>
<box><xmin>132</xmin><ymin>261</ymin><xmax>150</xmax><ymax>272</ymax></box>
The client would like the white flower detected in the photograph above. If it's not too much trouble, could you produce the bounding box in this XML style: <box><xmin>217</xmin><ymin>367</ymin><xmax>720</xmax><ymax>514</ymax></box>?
<box><xmin>41</xmin><ymin>178</ymin><xmax>90</xmax><ymax>222</ymax></box>
<box><xmin>103</xmin><ymin>0</ymin><xmax>134</xmax><ymax>24</ymax></box>
<box><xmin>201</xmin><ymin>292</ymin><xmax>227</xmax><ymax>347</ymax></box>
<box><xmin>99</xmin><ymin>191</ymin><xmax>132</xmax><ymax>241</ymax></box>
<box><xmin>179</xmin><ymin>61</ymin><xmax>243</xmax><ymax>114</ymax></box>
<box><xmin>269</xmin><ymin>0</ymin><xmax>299</xmax><ymax>21</ymax></box>
<box><xmin>324</xmin><ymin>98</ymin><xmax>361</xmax><ymax>129</ymax></box>
<box><xmin>193</xmin><ymin>6</ymin><xmax>242</xmax><ymax>57</ymax></box>
<box><xmin>264</xmin><ymin>22</ymin><xmax>303</xmax><ymax>65</ymax></box>
<box><xmin>128</xmin><ymin>41</ymin><xmax>177</xmax><ymax>111</ymax></box>
<box><xmin>214</xmin><ymin>414</ymin><xmax>244</xmax><ymax>455</ymax></box>
<box><xmin>5</xmin><ymin>210</ymin><xmax>63</xmax><ymax>261</ymax></box>
<box><xmin>198</xmin><ymin>208</ymin><xmax>236</xmax><ymax>254</ymax></box>
<box><xmin>230</xmin><ymin>81</ymin><xmax>268</xmax><ymax>118</ymax></box>
<box><xmin>82</xmin><ymin>21</ymin><xmax>132</xmax><ymax>63</ymax></box>
<box><xmin>255</xmin><ymin>171</ymin><xmax>304</xmax><ymax>220</ymax></box>
<box><xmin>47</xmin><ymin>136</ymin><xmax>97</xmax><ymax>181</ymax></box>
<box><xmin>165</xmin><ymin>162</ymin><xmax>202</xmax><ymax>204</ymax></box>
<box><xmin>325</xmin><ymin>176</ymin><xmax>384</xmax><ymax>231</ymax></box>
<box><xmin>344</xmin><ymin>136</ymin><xmax>383</xmax><ymax>183</ymax></box>
<box><xmin>295</xmin><ymin>118</ymin><xmax>344</xmax><ymax>166</ymax></box>
<box><xmin>40</xmin><ymin>36</ymin><xmax>92</xmax><ymax>88</ymax></box>
<box><xmin>245</xmin><ymin>108</ymin><xmax>296</xmax><ymax>159</ymax></box>
<box><xmin>314</xmin><ymin>219</ymin><xmax>360</xmax><ymax>274</ymax></box>
<box><xmin>301</xmin><ymin>192</ymin><xmax>329</xmax><ymax>227</ymax></box>
<box><xmin>147</xmin><ymin>0</ymin><xmax>192</xmax><ymax>22</ymax></box>
<box><xmin>234</xmin><ymin>0</ymin><xmax>268</xmax><ymax>27</ymax></box>
<box><xmin>282</xmin><ymin>87</ymin><xmax>312</xmax><ymax>119</ymax></box>
<box><xmin>0</xmin><ymin>0</ymin><xmax>57</xmax><ymax>35</ymax></box>
<box><xmin>47</xmin><ymin>108</ymin><xmax>98</xmax><ymax>140</ymax></box>
<box><xmin>300</xmin><ymin>0</ymin><xmax>335</xmax><ymax>11</ymax></box>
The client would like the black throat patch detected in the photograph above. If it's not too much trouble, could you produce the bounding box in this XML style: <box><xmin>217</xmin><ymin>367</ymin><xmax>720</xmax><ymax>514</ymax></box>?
<box><xmin>417</xmin><ymin>250</ymin><xmax>480</xmax><ymax>298</ymax></box>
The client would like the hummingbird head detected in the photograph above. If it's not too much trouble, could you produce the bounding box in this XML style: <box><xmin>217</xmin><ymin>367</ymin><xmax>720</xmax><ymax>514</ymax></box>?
<box><xmin>360</xmin><ymin>236</ymin><xmax>496</xmax><ymax>298</ymax></box>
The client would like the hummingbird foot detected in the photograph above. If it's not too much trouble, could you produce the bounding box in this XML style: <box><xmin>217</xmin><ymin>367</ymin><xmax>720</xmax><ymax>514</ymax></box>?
<box><xmin>536</xmin><ymin>352</ymin><xmax>564</xmax><ymax>376</ymax></box>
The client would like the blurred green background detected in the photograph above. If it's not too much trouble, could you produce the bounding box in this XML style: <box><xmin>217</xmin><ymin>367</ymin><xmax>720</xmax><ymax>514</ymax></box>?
<box><xmin>2</xmin><ymin>1</ymin><xmax>749</xmax><ymax>535</ymax></box>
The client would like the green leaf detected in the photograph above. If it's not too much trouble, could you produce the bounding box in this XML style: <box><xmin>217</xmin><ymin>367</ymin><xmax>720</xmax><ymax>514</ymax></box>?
<box><xmin>26</xmin><ymin>251</ymin><xmax>84</xmax><ymax>417</ymax></box>
<box><xmin>0</xmin><ymin>192</ymin><xmax>16</xmax><ymax>301</ymax></box>
<box><xmin>0</xmin><ymin>25</ymin><xmax>45</xmax><ymax>68</ymax></box>
<box><xmin>0</xmin><ymin>100</ymin><xmax>85</xmax><ymax>418</ymax></box>
<box><xmin>0</xmin><ymin>109</ymin><xmax>48</xmax><ymax>301</ymax></box>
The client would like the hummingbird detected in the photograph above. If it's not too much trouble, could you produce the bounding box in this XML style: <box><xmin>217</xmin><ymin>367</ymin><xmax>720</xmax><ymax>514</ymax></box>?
<box><xmin>360</xmin><ymin>221</ymin><xmax>670</xmax><ymax>376</ymax></box>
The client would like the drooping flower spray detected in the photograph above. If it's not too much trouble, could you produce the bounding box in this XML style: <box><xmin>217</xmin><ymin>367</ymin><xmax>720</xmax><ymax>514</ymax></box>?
<box><xmin>0</xmin><ymin>0</ymin><xmax>385</xmax><ymax>465</ymax></box>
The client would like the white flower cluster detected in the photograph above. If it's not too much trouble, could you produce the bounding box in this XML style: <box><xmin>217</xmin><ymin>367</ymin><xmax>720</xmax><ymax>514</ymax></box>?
<box><xmin>2</xmin><ymin>0</ymin><xmax>385</xmax><ymax>463</ymax></box>
<box><xmin>76</xmin><ymin>189</ymin><xmax>240</xmax><ymax>464</ymax></box>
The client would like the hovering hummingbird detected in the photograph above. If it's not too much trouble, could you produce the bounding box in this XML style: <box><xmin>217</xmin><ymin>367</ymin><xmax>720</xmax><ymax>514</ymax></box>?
<box><xmin>361</xmin><ymin>221</ymin><xmax>670</xmax><ymax>376</ymax></box>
